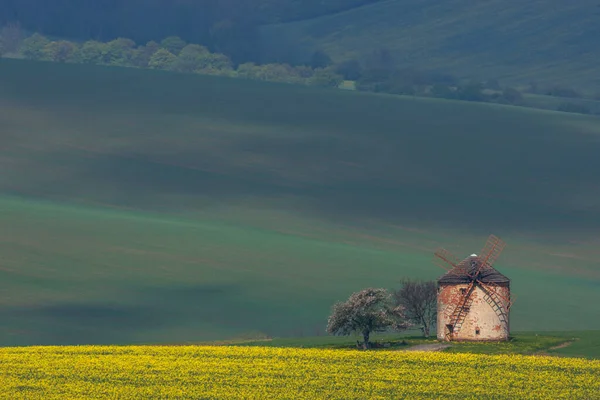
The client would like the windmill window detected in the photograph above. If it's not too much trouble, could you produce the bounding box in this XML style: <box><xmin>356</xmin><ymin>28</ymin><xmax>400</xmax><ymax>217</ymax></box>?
<box><xmin>460</xmin><ymin>288</ymin><xmax>467</xmax><ymax>295</ymax></box>
<box><xmin>475</xmin><ymin>328</ymin><xmax>481</xmax><ymax>335</ymax></box>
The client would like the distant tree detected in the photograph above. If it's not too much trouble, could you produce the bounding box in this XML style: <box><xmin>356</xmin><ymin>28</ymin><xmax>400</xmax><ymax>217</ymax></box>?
<box><xmin>527</xmin><ymin>80</ymin><xmax>539</xmax><ymax>94</ymax></box>
<box><xmin>546</xmin><ymin>86</ymin><xmax>582</xmax><ymax>99</ymax></box>
<box><xmin>485</xmin><ymin>78</ymin><xmax>502</xmax><ymax>91</ymax></box>
<box><xmin>131</xmin><ymin>41</ymin><xmax>160</xmax><ymax>68</ymax></box>
<box><xmin>160</xmin><ymin>36</ymin><xmax>187</xmax><ymax>56</ymax></box>
<box><xmin>396</xmin><ymin>67</ymin><xmax>430</xmax><ymax>87</ymax></box>
<box><xmin>237</xmin><ymin>62</ymin><xmax>303</xmax><ymax>84</ymax></box>
<box><xmin>145</xmin><ymin>41</ymin><xmax>161</xmax><ymax>55</ymax></box>
<box><xmin>456</xmin><ymin>82</ymin><xmax>487</xmax><ymax>102</ymax></box>
<box><xmin>356</xmin><ymin>67</ymin><xmax>424</xmax><ymax>95</ymax></box>
<box><xmin>335</xmin><ymin>59</ymin><xmax>363</xmax><ymax>81</ymax></box>
<box><xmin>73</xmin><ymin>40</ymin><xmax>105</xmax><ymax>64</ymax></box>
<box><xmin>557</xmin><ymin>102</ymin><xmax>591</xmax><ymax>115</ymax></box>
<box><xmin>20</xmin><ymin>33</ymin><xmax>50</xmax><ymax>60</ymax></box>
<box><xmin>294</xmin><ymin>65</ymin><xmax>314</xmax><ymax>79</ymax></box>
<box><xmin>0</xmin><ymin>22</ymin><xmax>23</xmax><ymax>53</ymax></box>
<box><xmin>392</xmin><ymin>279</ymin><xmax>437</xmax><ymax>338</ymax></box>
<box><xmin>148</xmin><ymin>48</ymin><xmax>177</xmax><ymax>70</ymax></box>
<box><xmin>102</xmin><ymin>38</ymin><xmax>136</xmax><ymax>66</ymax></box>
<box><xmin>355</xmin><ymin>68</ymin><xmax>393</xmax><ymax>92</ymax></box>
<box><xmin>44</xmin><ymin>40</ymin><xmax>77</xmax><ymax>63</ymax></box>
<box><xmin>430</xmin><ymin>83</ymin><xmax>455</xmax><ymax>99</ymax></box>
<box><xmin>236</xmin><ymin>62</ymin><xmax>260</xmax><ymax>79</ymax></box>
<box><xmin>499</xmin><ymin>87</ymin><xmax>524</xmax><ymax>105</ymax></box>
<box><xmin>308</xmin><ymin>68</ymin><xmax>344</xmax><ymax>88</ymax></box>
<box><xmin>365</xmin><ymin>48</ymin><xmax>395</xmax><ymax>72</ymax></box>
<box><xmin>427</xmin><ymin>71</ymin><xmax>458</xmax><ymax>86</ymax></box>
<box><xmin>196</xmin><ymin>52</ymin><xmax>233</xmax><ymax>73</ymax></box>
<box><xmin>326</xmin><ymin>288</ymin><xmax>410</xmax><ymax>349</ymax></box>
<box><xmin>388</xmin><ymin>82</ymin><xmax>416</xmax><ymax>96</ymax></box>
<box><xmin>261</xmin><ymin>64</ymin><xmax>295</xmax><ymax>82</ymax></box>
<box><xmin>309</xmin><ymin>50</ymin><xmax>332</xmax><ymax>69</ymax></box>
<box><xmin>173</xmin><ymin>44</ymin><xmax>210</xmax><ymax>73</ymax></box>
<box><xmin>383</xmin><ymin>68</ymin><xmax>430</xmax><ymax>96</ymax></box>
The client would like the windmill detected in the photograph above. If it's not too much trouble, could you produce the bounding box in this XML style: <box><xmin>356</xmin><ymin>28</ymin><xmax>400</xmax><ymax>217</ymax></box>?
<box><xmin>434</xmin><ymin>235</ymin><xmax>514</xmax><ymax>341</ymax></box>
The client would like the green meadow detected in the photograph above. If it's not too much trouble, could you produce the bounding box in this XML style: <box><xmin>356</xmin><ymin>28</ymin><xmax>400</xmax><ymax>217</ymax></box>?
<box><xmin>223</xmin><ymin>331</ymin><xmax>600</xmax><ymax>359</ymax></box>
<box><xmin>1</xmin><ymin>58</ymin><xmax>600</xmax><ymax>345</ymax></box>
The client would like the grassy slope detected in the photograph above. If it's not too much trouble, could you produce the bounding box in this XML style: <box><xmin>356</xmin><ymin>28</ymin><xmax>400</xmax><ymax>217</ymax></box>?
<box><xmin>543</xmin><ymin>331</ymin><xmax>600</xmax><ymax>359</ymax></box>
<box><xmin>522</xmin><ymin>93</ymin><xmax>600</xmax><ymax>114</ymax></box>
<box><xmin>223</xmin><ymin>331</ymin><xmax>600</xmax><ymax>359</ymax></box>
<box><xmin>259</xmin><ymin>0</ymin><xmax>600</xmax><ymax>91</ymax></box>
<box><xmin>1</xmin><ymin>59</ymin><xmax>600</xmax><ymax>345</ymax></box>
<box><xmin>0</xmin><ymin>196</ymin><xmax>430</xmax><ymax>345</ymax></box>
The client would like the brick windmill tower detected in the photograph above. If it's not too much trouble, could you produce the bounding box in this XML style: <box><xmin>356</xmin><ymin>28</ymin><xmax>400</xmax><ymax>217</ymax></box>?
<box><xmin>433</xmin><ymin>235</ymin><xmax>514</xmax><ymax>341</ymax></box>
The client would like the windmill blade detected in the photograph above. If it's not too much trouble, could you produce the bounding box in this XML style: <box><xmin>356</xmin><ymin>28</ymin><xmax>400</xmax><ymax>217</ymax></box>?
<box><xmin>444</xmin><ymin>280</ymin><xmax>474</xmax><ymax>319</ymax></box>
<box><xmin>479</xmin><ymin>234</ymin><xmax>506</xmax><ymax>268</ymax></box>
<box><xmin>433</xmin><ymin>247</ymin><xmax>460</xmax><ymax>271</ymax></box>
<box><xmin>445</xmin><ymin>281</ymin><xmax>476</xmax><ymax>336</ymax></box>
<box><xmin>508</xmin><ymin>292</ymin><xmax>517</xmax><ymax>309</ymax></box>
<box><xmin>477</xmin><ymin>280</ymin><xmax>513</xmax><ymax>309</ymax></box>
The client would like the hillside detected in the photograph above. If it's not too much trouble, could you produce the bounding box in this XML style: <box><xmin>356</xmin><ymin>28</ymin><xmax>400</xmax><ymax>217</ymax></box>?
<box><xmin>1</xmin><ymin>59</ymin><xmax>600</xmax><ymax>345</ymax></box>
<box><xmin>259</xmin><ymin>0</ymin><xmax>600</xmax><ymax>91</ymax></box>
<box><xmin>0</xmin><ymin>1</ymin><xmax>386</xmax><ymax>43</ymax></box>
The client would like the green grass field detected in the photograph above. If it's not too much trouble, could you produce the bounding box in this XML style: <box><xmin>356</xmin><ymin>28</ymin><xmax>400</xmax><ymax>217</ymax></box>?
<box><xmin>219</xmin><ymin>331</ymin><xmax>600</xmax><ymax>359</ymax></box>
<box><xmin>259</xmin><ymin>0</ymin><xmax>600</xmax><ymax>91</ymax></box>
<box><xmin>1</xmin><ymin>59</ymin><xmax>600</xmax><ymax>345</ymax></box>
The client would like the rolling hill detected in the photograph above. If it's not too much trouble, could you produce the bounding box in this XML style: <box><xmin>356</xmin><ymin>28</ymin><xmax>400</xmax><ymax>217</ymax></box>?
<box><xmin>1</xmin><ymin>59</ymin><xmax>600</xmax><ymax>345</ymax></box>
<box><xmin>259</xmin><ymin>0</ymin><xmax>600</xmax><ymax>91</ymax></box>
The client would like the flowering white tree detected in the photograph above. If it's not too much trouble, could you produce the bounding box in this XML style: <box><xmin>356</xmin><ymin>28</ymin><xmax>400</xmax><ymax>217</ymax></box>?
<box><xmin>326</xmin><ymin>288</ymin><xmax>411</xmax><ymax>349</ymax></box>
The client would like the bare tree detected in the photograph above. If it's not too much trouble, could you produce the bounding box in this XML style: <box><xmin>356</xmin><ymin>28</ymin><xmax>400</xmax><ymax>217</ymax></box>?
<box><xmin>326</xmin><ymin>288</ymin><xmax>410</xmax><ymax>349</ymax></box>
<box><xmin>393</xmin><ymin>279</ymin><xmax>437</xmax><ymax>337</ymax></box>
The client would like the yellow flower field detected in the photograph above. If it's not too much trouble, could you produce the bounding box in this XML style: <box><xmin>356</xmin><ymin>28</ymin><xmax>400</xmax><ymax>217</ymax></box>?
<box><xmin>0</xmin><ymin>346</ymin><xmax>598</xmax><ymax>399</ymax></box>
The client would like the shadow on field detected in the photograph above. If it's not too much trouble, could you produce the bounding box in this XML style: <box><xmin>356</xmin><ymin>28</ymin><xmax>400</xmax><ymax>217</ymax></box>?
<box><xmin>2</xmin><ymin>303</ymin><xmax>160</xmax><ymax>345</ymax></box>
<box><xmin>0</xmin><ymin>284</ymin><xmax>279</xmax><ymax>345</ymax></box>
<box><xmin>27</xmin><ymin>145</ymin><xmax>600</xmax><ymax>237</ymax></box>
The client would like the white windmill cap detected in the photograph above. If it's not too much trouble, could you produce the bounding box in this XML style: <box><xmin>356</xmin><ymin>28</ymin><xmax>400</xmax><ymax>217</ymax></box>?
<box><xmin>471</xmin><ymin>253</ymin><xmax>478</xmax><ymax>257</ymax></box>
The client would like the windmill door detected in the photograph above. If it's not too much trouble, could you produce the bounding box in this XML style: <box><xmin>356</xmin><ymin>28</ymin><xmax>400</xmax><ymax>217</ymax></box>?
<box><xmin>445</xmin><ymin>324</ymin><xmax>454</xmax><ymax>339</ymax></box>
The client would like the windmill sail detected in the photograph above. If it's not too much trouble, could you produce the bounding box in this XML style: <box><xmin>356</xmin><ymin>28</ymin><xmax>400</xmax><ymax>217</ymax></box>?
<box><xmin>479</xmin><ymin>235</ymin><xmax>506</xmax><ymax>268</ymax></box>
<box><xmin>433</xmin><ymin>247</ymin><xmax>460</xmax><ymax>271</ymax></box>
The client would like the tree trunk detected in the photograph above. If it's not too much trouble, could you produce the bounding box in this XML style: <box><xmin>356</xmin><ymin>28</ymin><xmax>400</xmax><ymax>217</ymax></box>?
<box><xmin>362</xmin><ymin>330</ymin><xmax>370</xmax><ymax>349</ymax></box>
<box><xmin>422</xmin><ymin>317</ymin><xmax>430</xmax><ymax>338</ymax></box>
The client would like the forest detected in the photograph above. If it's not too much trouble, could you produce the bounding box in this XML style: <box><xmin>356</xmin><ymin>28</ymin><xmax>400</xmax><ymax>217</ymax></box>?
<box><xmin>2</xmin><ymin>1</ymin><xmax>598</xmax><ymax>115</ymax></box>
<box><xmin>0</xmin><ymin>0</ymin><xmax>384</xmax><ymax>63</ymax></box>
<box><xmin>2</xmin><ymin>23</ymin><xmax>596</xmax><ymax>116</ymax></box>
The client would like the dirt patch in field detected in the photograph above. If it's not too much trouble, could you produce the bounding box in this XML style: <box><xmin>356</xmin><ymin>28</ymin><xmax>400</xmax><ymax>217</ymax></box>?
<box><xmin>535</xmin><ymin>340</ymin><xmax>576</xmax><ymax>357</ymax></box>
<box><xmin>548</xmin><ymin>341</ymin><xmax>575</xmax><ymax>351</ymax></box>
